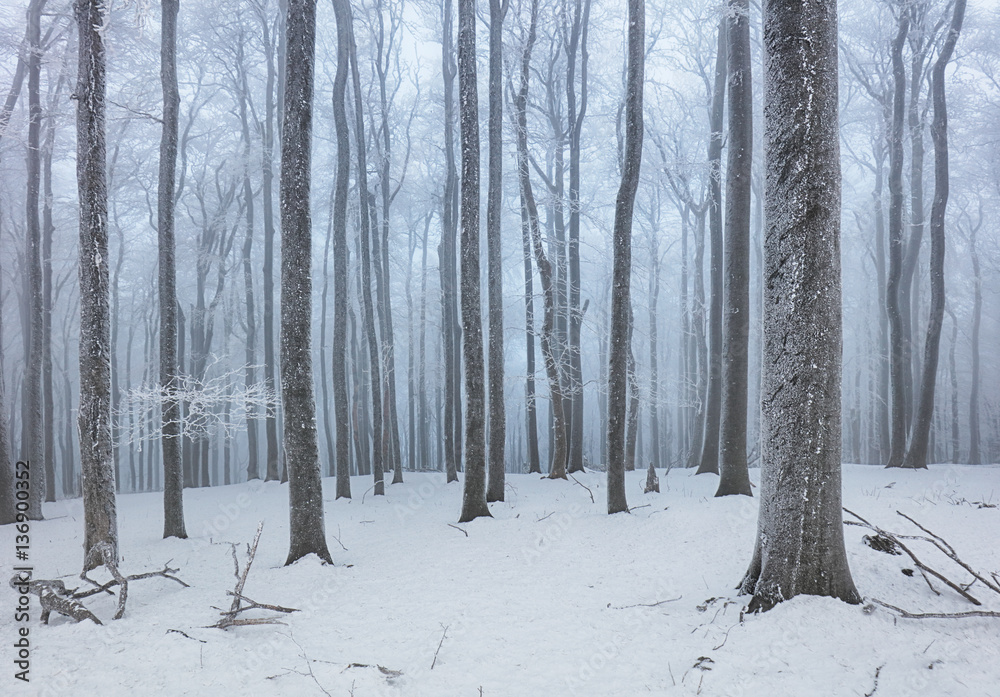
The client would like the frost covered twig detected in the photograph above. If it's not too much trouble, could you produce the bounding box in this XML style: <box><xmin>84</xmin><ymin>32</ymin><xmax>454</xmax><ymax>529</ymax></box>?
<box><xmin>871</xmin><ymin>598</ymin><xmax>1000</xmax><ymax>620</ymax></box>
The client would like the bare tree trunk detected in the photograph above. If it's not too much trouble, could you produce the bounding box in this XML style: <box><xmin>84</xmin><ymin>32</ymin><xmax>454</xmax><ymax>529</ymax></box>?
<box><xmin>456</xmin><ymin>0</ymin><xmax>491</xmax><ymax>524</ymax></box>
<box><xmin>281</xmin><ymin>0</ymin><xmax>332</xmax><ymax>566</ymax></box>
<box><xmin>717</xmin><ymin>0</ymin><xmax>753</xmax><ymax>497</ymax></box>
<box><xmin>330</xmin><ymin>0</ymin><xmax>352</xmax><ymax>499</ymax></box>
<box><xmin>348</xmin><ymin>12</ymin><xmax>385</xmax><ymax>497</ymax></box>
<box><xmin>75</xmin><ymin>0</ymin><xmax>118</xmax><ymax>570</ymax></box>
<box><xmin>0</xmin><ymin>255</ymin><xmax>13</xmax><ymax>524</ymax></box>
<box><xmin>697</xmin><ymin>19</ymin><xmax>727</xmax><ymax>476</ymax></box>
<box><xmin>485</xmin><ymin>0</ymin><xmax>508</xmax><ymax>502</ymax></box>
<box><xmin>885</xmin><ymin>12</ymin><xmax>910</xmax><ymax>468</ymax></box>
<box><xmin>741</xmin><ymin>0</ymin><xmax>859</xmax><ymax>612</ymax></box>
<box><xmin>440</xmin><ymin>0</ymin><xmax>460</xmax><ymax>484</ymax></box>
<box><xmin>519</xmin><ymin>137</ymin><xmax>540</xmax><ymax>476</ymax></box>
<box><xmin>903</xmin><ymin>0</ymin><xmax>965</xmax><ymax>469</ymax></box>
<box><xmin>968</xmin><ymin>213</ymin><xmax>982</xmax><ymax>464</ymax></box>
<box><xmin>607</xmin><ymin>0</ymin><xmax>644</xmax><ymax>514</ymax></box>
<box><xmin>566</xmin><ymin>0</ymin><xmax>591</xmax><ymax>475</ymax></box>
<box><xmin>23</xmin><ymin>0</ymin><xmax>46</xmax><ymax>520</ymax></box>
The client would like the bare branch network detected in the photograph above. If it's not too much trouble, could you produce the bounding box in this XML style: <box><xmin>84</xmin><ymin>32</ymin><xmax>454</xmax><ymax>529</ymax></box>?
<box><xmin>114</xmin><ymin>360</ymin><xmax>277</xmax><ymax>447</ymax></box>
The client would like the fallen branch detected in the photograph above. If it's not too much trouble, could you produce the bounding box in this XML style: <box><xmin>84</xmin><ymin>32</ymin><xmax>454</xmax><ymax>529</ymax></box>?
<box><xmin>211</xmin><ymin>523</ymin><xmax>298</xmax><ymax>629</ymax></box>
<box><xmin>10</xmin><ymin>577</ymin><xmax>102</xmax><ymax>625</ymax></box>
<box><xmin>569</xmin><ymin>474</ymin><xmax>594</xmax><ymax>503</ymax></box>
<box><xmin>865</xmin><ymin>664</ymin><xmax>885</xmax><ymax>697</ymax></box>
<box><xmin>894</xmin><ymin>511</ymin><xmax>1000</xmax><ymax>597</ymax></box>
<box><xmin>447</xmin><ymin>523</ymin><xmax>468</xmax><ymax>537</ymax></box>
<box><xmin>431</xmin><ymin>624</ymin><xmax>449</xmax><ymax>670</ymax></box>
<box><xmin>871</xmin><ymin>598</ymin><xmax>1000</xmax><ymax>620</ymax></box>
<box><xmin>74</xmin><ymin>563</ymin><xmax>188</xmax><ymax>599</ymax></box>
<box><xmin>608</xmin><ymin>596</ymin><xmax>682</xmax><ymax>610</ymax></box>
<box><xmin>844</xmin><ymin>508</ymin><xmax>981</xmax><ymax>605</ymax></box>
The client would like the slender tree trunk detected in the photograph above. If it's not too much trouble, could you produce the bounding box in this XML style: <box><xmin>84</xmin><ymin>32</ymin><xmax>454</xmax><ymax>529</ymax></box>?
<box><xmin>903</xmin><ymin>0</ymin><xmax>965</xmax><ymax>469</ymax></box>
<box><xmin>485</xmin><ymin>0</ymin><xmax>508</xmax><ymax>503</ymax></box>
<box><xmin>741</xmin><ymin>0</ymin><xmax>859</xmax><ymax>612</ymax></box>
<box><xmin>76</xmin><ymin>0</ymin><xmax>118</xmax><ymax>570</ymax></box>
<box><xmin>648</xmin><ymin>234</ymin><xmax>660</xmax><ymax>471</ymax></box>
<box><xmin>440</xmin><ymin>0</ymin><xmax>460</xmax><ymax>484</ymax></box>
<box><xmin>697</xmin><ymin>19</ymin><xmax>727</xmax><ymax>476</ymax></box>
<box><xmin>885</xmin><ymin>13</ymin><xmax>910</xmax><ymax>468</ymax></box>
<box><xmin>330</xmin><ymin>0</ymin><xmax>352</xmax><ymax>498</ymax></box>
<box><xmin>717</xmin><ymin>0</ymin><xmax>753</xmax><ymax>497</ymax></box>
<box><xmin>348</xmin><ymin>14</ymin><xmax>385</xmax><ymax>497</ymax></box>
<box><xmin>519</xmin><ymin>139</ymin><xmax>541</xmax><ymax>476</ymax></box>
<box><xmin>23</xmin><ymin>0</ymin><xmax>46</xmax><ymax>520</ymax></box>
<box><xmin>0</xmin><ymin>255</ymin><xmax>13</xmax><ymax>523</ymax></box>
<box><xmin>457</xmin><ymin>0</ymin><xmax>491</xmax><ymax>523</ymax></box>
<box><xmin>607</xmin><ymin>0</ymin><xmax>644</xmax><ymax>514</ymax></box>
<box><xmin>969</xmin><ymin>216</ymin><xmax>981</xmax><ymax>464</ymax></box>
<box><xmin>42</xmin><ymin>81</ymin><xmax>57</xmax><ymax>502</ymax></box>
<box><xmin>281</xmin><ymin>0</ymin><xmax>332</xmax><ymax>566</ymax></box>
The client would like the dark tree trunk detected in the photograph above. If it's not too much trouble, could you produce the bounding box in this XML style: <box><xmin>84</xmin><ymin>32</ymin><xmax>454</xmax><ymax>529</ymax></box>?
<box><xmin>331</xmin><ymin>0</ymin><xmax>352</xmax><ymax>499</ymax></box>
<box><xmin>607</xmin><ymin>0</ymin><xmax>644</xmax><ymax>514</ymax></box>
<box><xmin>440</xmin><ymin>0</ymin><xmax>460</xmax><ymax>484</ymax></box>
<box><xmin>741</xmin><ymin>0</ymin><xmax>859</xmax><ymax>612</ymax></box>
<box><xmin>281</xmin><ymin>0</ymin><xmax>332</xmax><ymax>566</ymax></box>
<box><xmin>75</xmin><ymin>0</ymin><xmax>119</xmax><ymax>570</ymax></box>
<box><xmin>625</xmin><ymin>312</ymin><xmax>639</xmax><ymax>473</ymax></box>
<box><xmin>456</xmin><ymin>0</ymin><xmax>491</xmax><ymax>524</ymax></box>
<box><xmin>717</xmin><ymin>0</ymin><xmax>753</xmax><ymax>497</ymax></box>
<box><xmin>566</xmin><ymin>0</ymin><xmax>591</xmax><ymax>475</ymax></box>
<box><xmin>485</xmin><ymin>0</ymin><xmax>508</xmax><ymax>503</ymax></box>
<box><xmin>23</xmin><ymin>0</ymin><xmax>46</xmax><ymax>520</ymax></box>
<box><xmin>0</xmin><ymin>256</ymin><xmax>12</xmax><ymax>523</ymax></box>
<box><xmin>349</xmin><ymin>13</ymin><xmax>385</xmax><ymax>497</ymax></box>
<box><xmin>885</xmin><ymin>13</ymin><xmax>910</xmax><ymax>468</ymax></box>
<box><xmin>903</xmin><ymin>0</ymin><xmax>965</xmax><ymax>469</ymax></box>
<box><xmin>697</xmin><ymin>19</ymin><xmax>727</xmax><ymax>476</ymax></box>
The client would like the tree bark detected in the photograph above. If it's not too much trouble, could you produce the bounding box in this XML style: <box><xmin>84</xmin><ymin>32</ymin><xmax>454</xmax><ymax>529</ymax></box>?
<box><xmin>331</xmin><ymin>0</ymin><xmax>352</xmax><ymax>499</ymax></box>
<box><xmin>281</xmin><ymin>0</ymin><xmax>332</xmax><ymax>566</ymax></box>
<box><xmin>885</xmin><ymin>12</ymin><xmax>910</xmax><ymax>468</ymax></box>
<box><xmin>456</xmin><ymin>0</ymin><xmax>491</xmax><ymax>524</ymax></box>
<box><xmin>697</xmin><ymin>19</ymin><xmax>727</xmax><ymax>476</ymax></box>
<box><xmin>485</xmin><ymin>0</ymin><xmax>508</xmax><ymax>502</ymax></box>
<box><xmin>607</xmin><ymin>0</ymin><xmax>644</xmax><ymax>514</ymax></box>
<box><xmin>903</xmin><ymin>0</ymin><xmax>965</xmax><ymax>469</ymax></box>
<box><xmin>741</xmin><ymin>0</ymin><xmax>859</xmax><ymax>612</ymax></box>
<box><xmin>75</xmin><ymin>0</ymin><xmax>119</xmax><ymax>570</ymax></box>
<box><xmin>968</xmin><ymin>214</ymin><xmax>981</xmax><ymax>464</ymax></box>
<box><xmin>717</xmin><ymin>0</ymin><xmax>753</xmax><ymax>497</ymax></box>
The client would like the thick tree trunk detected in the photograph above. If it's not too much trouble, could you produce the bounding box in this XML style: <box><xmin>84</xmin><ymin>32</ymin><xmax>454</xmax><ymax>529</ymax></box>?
<box><xmin>697</xmin><ymin>20</ymin><xmax>727</xmax><ymax>476</ymax></box>
<box><xmin>281</xmin><ymin>0</ymin><xmax>332</xmax><ymax>566</ymax></box>
<box><xmin>741</xmin><ymin>0</ymin><xmax>859</xmax><ymax>612</ymax></box>
<box><xmin>607</xmin><ymin>0</ymin><xmax>644</xmax><ymax>514</ymax></box>
<box><xmin>903</xmin><ymin>0</ymin><xmax>965</xmax><ymax>469</ymax></box>
<box><xmin>485</xmin><ymin>0</ymin><xmax>507</xmax><ymax>502</ymax></box>
<box><xmin>457</xmin><ymin>0</ymin><xmax>491</xmax><ymax>523</ymax></box>
<box><xmin>885</xmin><ymin>13</ymin><xmax>910</xmax><ymax>468</ymax></box>
<box><xmin>331</xmin><ymin>0</ymin><xmax>352</xmax><ymax>498</ymax></box>
<box><xmin>75</xmin><ymin>0</ymin><xmax>119</xmax><ymax>570</ymax></box>
<box><xmin>716</xmin><ymin>0</ymin><xmax>753</xmax><ymax>497</ymax></box>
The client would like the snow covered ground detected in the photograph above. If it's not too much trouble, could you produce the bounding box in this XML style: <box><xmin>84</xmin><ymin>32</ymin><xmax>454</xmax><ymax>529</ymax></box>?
<box><xmin>3</xmin><ymin>464</ymin><xmax>999</xmax><ymax>697</ymax></box>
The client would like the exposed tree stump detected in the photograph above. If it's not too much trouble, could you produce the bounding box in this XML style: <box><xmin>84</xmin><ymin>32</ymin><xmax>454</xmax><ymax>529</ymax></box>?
<box><xmin>644</xmin><ymin>463</ymin><xmax>659</xmax><ymax>494</ymax></box>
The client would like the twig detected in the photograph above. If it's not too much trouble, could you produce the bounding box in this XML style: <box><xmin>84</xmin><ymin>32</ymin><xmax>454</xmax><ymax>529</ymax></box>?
<box><xmin>431</xmin><ymin>624</ymin><xmax>449</xmax><ymax>670</ymax></box>
<box><xmin>865</xmin><ymin>664</ymin><xmax>885</xmax><ymax>697</ymax></box>
<box><xmin>225</xmin><ymin>591</ymin><xmax>298</xmax><ymax>615</ymax></box>
<box><xmin>630</xmin><ymin>504</ymin><xmax>651</xmax><ymax>511</ymax></box>
<box><xmin>872</xmin><ymin>598</ymin><xmax>1000</xmax><ymax>620</ymax></box>
<box><xmin>361</xmin><ymin>485</ymin><xmax>376</xmax><ymax>504</ymax></box>
<box><xmin>447</xmin><ymin>523</ymin><xmax>469</xmax><ymax>537</ymax></box>
<box><xmin>331</xmin><ymin>525</ymin><xmax>349</xmax><ymax>552</ymax></box>
<box><xmin>167</xmin><ymin>629</ymin><xmax>206</xmax><ymax>643</ymax></box>
<box><xmin>73</xmin><ymin>564</ymin><xmax>189</xmax><ymax>599</ymax></box>
<box><xmin>609</xmin><ymin>596</ymin><xmax>682</xmax><ymax>610</ymax></box>
<box><xmin>569</xmin><ymin>474</ymin><xmax>594</xmax><ymax>503</ymax></box>
<box><xmin>536</xmin><ymin>511</ymin><xmax>555</xmax><ymax>522</ymax></box>
<box><xmin>712</xmin><ymin>621</ymin><xmax>739</xmax><ymax>650</ymax></box>
<box><xmin>895</xmin><ymin>511</ymin><xmax>1000</xmax><ymax>596</ymax></box>
<box><xmin>230</xmin><ymin>522</ymin><xmax>264</xmax><ymax>614</ymax></box>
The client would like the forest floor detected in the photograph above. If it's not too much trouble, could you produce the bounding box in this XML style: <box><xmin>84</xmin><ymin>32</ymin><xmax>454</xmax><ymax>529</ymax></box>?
<box><xmin>3</xmin><ymin>463</ymin><xmax>999</xmax><ymax>696</ymax></box>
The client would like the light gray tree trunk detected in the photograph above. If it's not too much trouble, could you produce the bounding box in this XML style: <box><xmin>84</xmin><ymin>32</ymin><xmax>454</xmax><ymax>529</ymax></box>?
<box><xmin>717</xmin><ymin>0</ymin><xmax>753</xmax><ymax>497</ymax></box>
<box><xmin>457</xmin><ymin>0</ymin><xmax>491</xmax><ymax>524</ymax></box>
<box><xmin>607</xmin><ymin>0</ymin><xmax>644</xmax><ymax>514</ymax></box>
<box><xmin>281</xmin><ymin>0</ymin><xmax>332</xmax><ymax>565</ymax></box>
<box><xmin>968</xmin><ymin>213</ymin><xmax>981</xmax><ymax>464</ymax></box>
<box><xmin>885</xmin><ymin>12</ymin><xmax>910</xmax><ymax>468</ymax></box>
<box><xmin>75</xmin><ymin>0</ymin><xmax>118</xmax><ymax>570</ymax></box>
<box><xmin>740</xmin><ymin>0</ymin><xmax>859</xmax><ymax>612</ymax></box>
<box><xmin>903</xmin><ymin>0</ymin><xmax>965</xmax><ymax>469</ymax></box>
